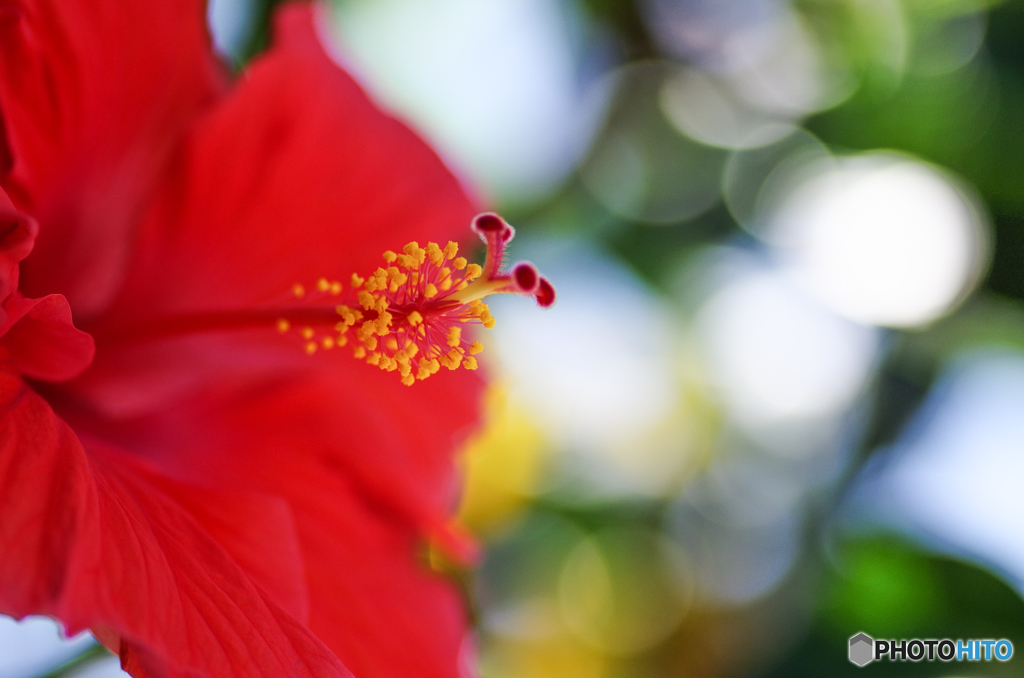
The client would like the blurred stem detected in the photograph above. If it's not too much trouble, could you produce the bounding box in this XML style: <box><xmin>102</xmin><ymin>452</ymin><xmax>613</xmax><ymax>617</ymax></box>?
<box><xmin>40</xmin><ymin>644</ymin><xmax>110</xmax><ymax>678</ymax></box>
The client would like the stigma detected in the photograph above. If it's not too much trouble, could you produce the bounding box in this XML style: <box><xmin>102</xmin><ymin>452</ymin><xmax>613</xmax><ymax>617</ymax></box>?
<box><xmin>280</xmin><ymin>213</ymin><xmax>554</xmax><ymax>385</ymax></box>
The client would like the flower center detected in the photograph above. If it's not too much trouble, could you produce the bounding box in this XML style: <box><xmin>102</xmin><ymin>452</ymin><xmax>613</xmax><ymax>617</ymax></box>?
<box><xmin>167</xmin><ymin>212</ymin><xmax>548</xmax><ymax>386</ymax></box>
<box><xmin>276</xmin><ymin>212</ymin><xmax>553</xmax><ymax>385</ymax></box>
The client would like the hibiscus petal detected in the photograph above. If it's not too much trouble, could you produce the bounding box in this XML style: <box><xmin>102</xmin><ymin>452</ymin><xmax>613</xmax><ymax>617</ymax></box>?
<box><xmin>0</xmin><ymin>370</ymin><xmax>352</xmax><ymax>678</ymax></box>
<box><xmin>124</xmin><ymin>376</ymin><xmax>479</xmax><ymax>678</ymax></box>
<box><xmin>112</xmin><ymin>1</ymin><xmax>477</xmax><ymax>320</ymax></box>
<box><xmin>0</xmin><ymin>186</ymin><xmax>35</xmax><ymax>303</ymax></box>
<box><xmin>0</xmin><ymin>293</ymin><xmax>94</xmax><ymax>381</ymax></box>
<box><xmin>0</xmin><ymin>0</ymin><xmax>226</xmax><ymax>317</ymax></box>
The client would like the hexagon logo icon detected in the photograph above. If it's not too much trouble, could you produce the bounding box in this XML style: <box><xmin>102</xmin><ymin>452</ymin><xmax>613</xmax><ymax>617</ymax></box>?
<box><xmin>849</xmin><ymin>632</ymin><xmax>874</xmax><ymax>667</ymax></box>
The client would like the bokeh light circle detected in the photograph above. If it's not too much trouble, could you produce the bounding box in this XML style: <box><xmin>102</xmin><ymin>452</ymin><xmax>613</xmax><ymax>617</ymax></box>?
<box><xmin>768</xmin><ymin>153</ymin><xmax>989</xmax><ymax>327</ymax></box>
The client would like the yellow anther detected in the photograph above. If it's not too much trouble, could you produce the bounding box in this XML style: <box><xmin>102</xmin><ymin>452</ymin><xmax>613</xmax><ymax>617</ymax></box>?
<box><xmin>293</xmin><ymin>284</ymin><xmax>306</xmax><ymax>298</ymax></box>
<box><xmin>465</xmin><ymin>263</ymin><xmax>482</xmax><ymax>280</ymax></box>
<box><xmin>335</xmin><ymin>305</ymin><xmax>362</xmax><ymax>325</ymax></box>
<box><xmin>469</xmin><ymin>341</ymin><xmax>483</xmax><ymax>355</ymax></box>
<box><xmin>367</xmin><ymin>352</ymin><xmax>382</xmax><ymax>366</ymax></box>
<box><xmin>403</xmin><ymin>241</ymin><xmax>420</xmax><ymax>255</ymax></box>
<box><xmin>417</xmin><ymin>366</ymin><xmax>431</xmax><ymax>380</ymax></box>
<box><xmin>444</xmin><ymin>241</ymin><xmax>458</xmax><ymax>259</ymax></box>
<box><xmin>399</xmin><ymin>362</ymin><xmax>412</xmax><ymax>377</ymax></box>
<box><xmin>276</xmin><ymin>319</ymin><xmax>290</xmax><ymax>333</ymax></box>
<box><xmin>453</xmin><ymin>257</ymin><xmax>467</xmax><ymax>270</ymax></box>
<box><xmin>385</xmin><ymin>337</ymin><xmax>399</xmax><ymax>351</ymax></box>
<box><xmin>305</xmin><ymin>341</ymin><xmax>317</xmax><ymax>355</ymax></box>
<box><xmin>401</xmin><ymin>373</ymin><xmax>415</xmax><ymax>386</ymax></box>
<box><xmin>407</xmin><ymin>311</ymin><xmax>424</xmax><ymax>326</ymax></box>
<box><xmin>301</xmin><ymin>327</ymin><xmax>315</xmax><ymax>340</ymax></box>
<box><xmin>456</xmin><ymin>281</ymin><xmax>468</xmax><ymax>291</ymax></box>
<box><xmin>337</xmin><ymin>335</ymin><xmax>348</xmax><ymax>347</ymax></box>
<box><xmin>446</xmin><ymin>348</ymin><xmax>463</xmax><ymax>369</ymax></box>
<box><xmin>357</xmin><ymin>321</ymin><xmax>375</xmax><ymax>341</ymax></box>
<box><xmin>447</xmin><ymin>326</ymin><xmax>462</xmax><ymax>347</ymax></box>
<box><xmin>427</xmin><ymin>358</ymin><xmax>441</xmax><ymax>374</ymax></box>
<box><xmin>353</xmin><ymin>345</ymin><xmax>367</xmax><ymax>359</ymax></box>
<box><xmin>322</xmin><ymin>337</ymin><xmax>335</xmax><ymax>350</ymax></box>
<box><xmin>462</xmin><ymin>356</ymin><xmax>478</xmax><ymax>370</ymax></box>
<box><xmin>365</xmin><ymin>336</ymin><xmax>378</xmax><ymax>351</ymax></box>
<box><xmin>383</xmin><ymin>250</ymin><xmax>398</xmax><ymax>264</ymax></box>
<box><xmin>396</xmin><ymin>254</ymin><xmax>415</xmax><ymax>269</ymax></box>
<box><xmin>386</xmin><ymin>360</ymin><xmax>399</xmax><ymax>373</ymax></box>
<box><xmin>379</xmin><ymin>355</ymin><xmax>392</xmax><ymax>370</ymax></box>
<box><xmin>406</xmin><ymin>342</ymin><xmax>419</xmax><ymax>357</ymax></box>
<box><xmin>410</xmin><ymin>271</ymin><xmax>420</xmax><ymax>287</ymax></box>
<box><xmin>358</xmin><ymin>291</ymin><xmax>376</xmax><ymax>310</ymax></box>
<box><xmin>425</xmin><ymin>283</ymin><xmax>438</xmax><ymax>298</ymax></box>
<box><xmin>427</xmin><ymin>242</ymin><xmax>444</xmax><ymax>266</ymax></box>
<box><xmin>351</xmin><ymin>273</ymin><xmax>365</xmax><ymax>289</ymax></box>
<box><xmin>374</xmin><ymin>296</ymin><xmax>389</xmax><ymax>313</ymax></box>
<box><xmin>483</xmin><ymin>317</ymin><xmax>496</xmax><ymax>329</ymax></box>
<box><xmin>330</xmin><ymin>281</ymin><xmax>342</xmax><ymax>295</ymax></box>
<box><xmin>317</xmin><ymin>278</ymin><xmax>330</xmax><ymax>292</ymax></box>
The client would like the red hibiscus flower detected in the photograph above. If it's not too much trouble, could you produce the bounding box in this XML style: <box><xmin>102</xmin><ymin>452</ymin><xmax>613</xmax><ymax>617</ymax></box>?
<box><xmin>0</xmin><ymin>2</ymin><xmax>548</xmax><ymax>676</ymax></box>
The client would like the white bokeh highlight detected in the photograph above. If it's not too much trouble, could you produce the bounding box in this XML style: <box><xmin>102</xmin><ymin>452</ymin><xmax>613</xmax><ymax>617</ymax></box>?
<box><xmin>769</xmin><ymin>154</ymin><xmax>988</xmax><ymax>328</ymax></box>
<box><xmin>695</xmin><ymin>260</ymin><xmax>879</xmax><ymax>437</ymax></box>
<box><xmin>329</xmin><ymin>0</ymin><xmax>603</xmax><ymax>203</ymax></box>
<box><xmin>488</xmin><ymin>239</ymin><xmax>687</xmax><ymax>495</ymax></box>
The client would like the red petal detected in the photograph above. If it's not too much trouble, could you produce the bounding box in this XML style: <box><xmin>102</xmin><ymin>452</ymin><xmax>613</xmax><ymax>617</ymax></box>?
<box><xmin>109</xmin><ymin>1</ymin><xmax>477</xmax><ymax>322</ymax></box>
<box><xmin>0</xmin><ymin>292</ymin><xmax>94</xmax><ymax>381</ymax></box>
<box><xmin>119</xmin><ymin>374</ymin><xmax>480</xmax><ymax>678</ymax></box>
<box><xmin>0</xmin><ymin>0</ymin><xmax>226</xmax><ymax>316</ymax></box>
<box><xmin>0</xmin><ymin>370</ymin><xmax>351</xmax><ymax>678</ymax></box>
<box><xmin>0</xmin><ymin>186</ymin><xmax>35</xmax><ymax>303</ymax></box>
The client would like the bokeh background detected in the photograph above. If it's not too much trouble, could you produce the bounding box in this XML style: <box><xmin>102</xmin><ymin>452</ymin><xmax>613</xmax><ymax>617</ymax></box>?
<box><xmin>5</xmin><ymin>0</ymin><xmax>1024</xmax><ymax>676</ymax></box>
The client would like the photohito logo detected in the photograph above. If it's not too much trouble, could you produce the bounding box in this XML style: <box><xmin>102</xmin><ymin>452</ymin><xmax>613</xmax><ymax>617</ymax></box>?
<box><xmin>848</xmin><ymin>632</ymin><xmax>1014</xmax><ymax>666</ymax></box>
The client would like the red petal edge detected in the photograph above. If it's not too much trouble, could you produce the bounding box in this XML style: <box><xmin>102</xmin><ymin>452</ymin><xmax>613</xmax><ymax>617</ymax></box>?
<box><xmin>0</xmin><ymin>370</ymin><xmax>352</xmax><ymax>678</ymax></box>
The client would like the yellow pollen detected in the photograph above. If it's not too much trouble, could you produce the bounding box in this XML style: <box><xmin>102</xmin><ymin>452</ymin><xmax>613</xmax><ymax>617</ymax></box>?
<box><xmin>427</xmin><ymin>242</ymin><xmax>444</xmax><ymax>266</ymax></box>
<box><xmin>276</xmin><ymin>319</ymin><xmax>290</xmax><ymax>333</ymax></box>
<box><xmin>293</xmin><ymin>284</ymin><xmax>306</xmax><ymax>298</ymax></box>
<box><xmin>311</xmin><ymin>218</ymin><xmax>551</xmax><ymax>385</ymax></box>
